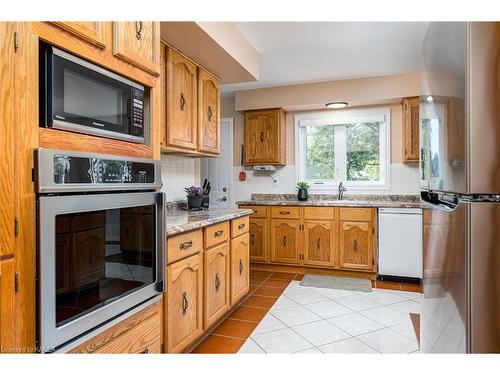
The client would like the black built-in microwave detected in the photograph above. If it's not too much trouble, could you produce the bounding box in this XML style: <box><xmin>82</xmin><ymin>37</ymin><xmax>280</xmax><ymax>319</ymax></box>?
<box><xmin>40</xmin><ymin>44</ymin><xmax>146</xmax><ymax>143</ymax></box>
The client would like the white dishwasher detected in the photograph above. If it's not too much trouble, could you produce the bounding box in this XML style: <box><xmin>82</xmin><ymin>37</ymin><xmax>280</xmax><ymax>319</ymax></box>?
<box><xmin>378</xmin><ymin>207</ymin><xmax>423</xmax><ymax>279</ymax></box>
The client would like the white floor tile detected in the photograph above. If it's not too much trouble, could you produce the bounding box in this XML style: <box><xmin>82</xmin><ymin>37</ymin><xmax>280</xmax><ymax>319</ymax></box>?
<box><xmin>271</xmin><ymin>306</ymin><xmax>322</xmax><ymax>327</ymax></box>
<box><xmin>389</xmin><ymin>320</ymin><xmax>419</xmax><ymax>341</ymax></box>
<box><xmin>238</xmin><ymin>338</ymin><xmax>265</xmax><ymax>353</ymax></box>
<box><xmin>359</xmin><ymin>306</ymin><xmax>411</xmax><ymax>327</ymax></box>
<box><xmin>388</xmin><ymin>300</ymin><xmax>421</xmax><ymax>314</ymax></box>
<box><xmin>318</xmin><ymin>337</ymin><xmax>379</xmax><ymax>353</ymax></box>
<box><xmin>303</xmin><ymin>299</ymin><xmax>352</xmax><ymax>319</ymax></box>
<box><xmin>251</xmin><ymin>314</ymin><xmax>286</xmax><ymax>335</ymax></box>
<box><xmin>359</xmin><ymin>290</ymin><xmax>408</xmax><ymax>305</ymax></box>
<box><xmin>270</xmin><ymin>295</ymin><xmax>301</xmax><ymax>311</ymax></box>
<box><xmin>334</xmin><ymin>294</ymin><xmax>381</xmax><ymax>311</ymax></box>
<box><xmin>252</xmin><ymin>328</ymin><xmax>314</xmax><ymax>353</ymax></box>
<box><xmin>285</xmin><ymin>289</ymin><xmax>328</xmax><ymax>305</ymax></box>
<box><xmin>328</xmin><ymin>312</ymin><xmax>384</xmax><ymax>336</ymax></box>
<box><xmin>390</xmin><ymin>290</ymin><xmax>423</xmax><ymax>300</ymax></box>
<box><xmin>292</xmin><ymin>320</ymin><xmax>350</xmax><ymax>346</ymax></box>
<box><xmin>295</xmin><ymin>347</ymin><xmax>322</xmax><ymax>354</ymax></box>
<box><xmin>357</xmin><ymin>328</ymin><xmax>419</xmax><ymax>353</ymax></box>
<box><xmin>283</xmin><ymin>281</ymin><xmax>306</xmax><ymax>294</ymax></box>
<box><xmin>310</xmin><ymin>287</ymin><xmax>356</xmax><ymax>300</ymax></box>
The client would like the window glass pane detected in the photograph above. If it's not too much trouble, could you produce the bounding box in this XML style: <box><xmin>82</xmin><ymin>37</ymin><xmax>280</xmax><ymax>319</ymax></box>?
<box><xmin>305</xmin><ymin>125</ymin><xmax>335</xmax><ymax>180</ymax></box>
<box><xmin>346</xmin><ymin>122</ymin><xmax>380</xmax><ymax>181</ymax></box>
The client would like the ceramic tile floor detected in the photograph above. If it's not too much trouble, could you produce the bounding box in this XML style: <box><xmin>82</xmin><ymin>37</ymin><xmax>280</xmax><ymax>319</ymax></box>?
<box><xmin>192</xmin><ymin>269</ymin><xmax>422</xmax><ymax>354</ymax></box>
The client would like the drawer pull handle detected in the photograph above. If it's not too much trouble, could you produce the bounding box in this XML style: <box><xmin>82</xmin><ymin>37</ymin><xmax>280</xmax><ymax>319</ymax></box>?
<box><xmin>250</xmin><ymin>233</ymin><xmax>254</xmax><ymax>246</ymax></box>
<box><xmin>279</xmin><ymin>210</ymin><xmax>290</xmax><ymax>215</ymax></box>
<box><xmin>238</xmin><ymin>223</ymin><xmax>245</xmax><ymax>230</ymax></box>
<box><xmin>214</xmin><ymin>230</ymin><xmax>224</xmax><ymax>238</ymax></box>
<box><xmin>180</xmin><ymin>93</ymin><xmax>186</xmax><ymax>111</ymax></box>
<box><xmin>260</xmin><ymin>131</ymin><xmax>264</xmax><ymax>142</ymax></box>
<box><xmin>239</xmin><ymin>259</ymin><xmax>244</xmax><ymax>275</ymax></box>
<box><xmin>316</xmin><ymin>238</ymin><xmax>321</xmax><ymax>250</ymax></box>
<box><xmin>135</xmin><ymin>21</ymin><xmax>144</xmax><ymax>40</ymax></box>
<box><xmin>282</xmin><ymin>235</ymin><xmax>288</xmax><ymax>247</ymax></box>
<box><xmin>215</xmin><ymin>273</ymin><xmax>221</xmax><ymax>291</ymax></box>
<box><xmin>353</xmin><ymin>239</ymin><xmax>358</xmax><ymax>251</ymax></box>
<box><xmin>179</xmin><ymin>240</ymin><xmax>193</xmax><ymax>250</ymax></box>
<box><xmin>140</xmin><ymin>347</ymin><xmax>149</xmax><ymax>354</ymax></box>
<box><xmin>182</xmin><ymin>292</ymin><xmax>189</xmax><ymax>315</ymax></box>
<box><xmin>207</xmin><ymin>106</ymin><xmax>213</xmax><ymax>121</ymax></box>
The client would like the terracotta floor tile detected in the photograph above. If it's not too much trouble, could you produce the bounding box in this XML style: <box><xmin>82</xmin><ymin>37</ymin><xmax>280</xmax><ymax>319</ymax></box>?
<box><xmin>250</xmin><ymin>276</ymin><xmax>267</xmax><ymax>286</ymax></box>
<box><xmin>248</xmin><ymin>284</ymin><xmax>258</xmax><ymax>294</ymax></box>
<box><xmin>243</xmin><ymin>294</ymin><xmax>278</xmax><ymax>309</ymax></box>
<box><xmin>253</xmin><ymin>285</ymin><xmax>287</xmax><ymax>298</ymax></box>
<box><xmin>229</xmin><ymin>305</ymin><xmax>269</xmax><ymax>322</ymax></box>
<box><xmin>401</xmin><ymin>283</ymin><xmax>422</xmax><ymax>293</ymax></box>
<box><xmin>410</xmin><ymin>313</ymin><xmax>420</xmax><ymax>345</ymax></box>
<box><xmin>371</xmin><ymin>280</ymin><xmax>377</xmax><ymax>288</ymax></box>
<box><xmin>269</xmin><ymin>272</ymin><xmax>296</xmax><ymax>281</ymax></box>
<box><xmin>213</xmin><ymin>318</ymin><xmax>258</xmax><ymax>339</ymax></box>
<box><xmin>250</xmin><ymin>270</ymin><xmax>273</xmax><ymax>278</ymax></box>
<box><xmin>375</xmin><ymin>280</ymin><xmax>402</xmax><ymax>291</ymax></box>
<box><xmin>294</xmin><ymin>274</ymin><xmax>305</xmax><ymax>281</ymax></box>
<box><xmin>261</xmin><ymin>278</ymin><xmax>291</xmax><ymax>288</ymax></box>
<box><xmin>192</xmin><ymin>334</ymin><xmax>245</xmax><ymax>354</ymax></box>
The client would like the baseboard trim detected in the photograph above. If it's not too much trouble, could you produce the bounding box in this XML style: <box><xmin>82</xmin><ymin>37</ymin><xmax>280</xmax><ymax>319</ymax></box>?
<box><xmin>250</xmin><ymin>262</ymin><xmax>377</xmax><ymax>280</ymax></box>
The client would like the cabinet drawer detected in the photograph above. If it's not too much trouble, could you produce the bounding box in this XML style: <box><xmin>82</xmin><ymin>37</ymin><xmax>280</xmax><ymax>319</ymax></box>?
<box><xmin>231</xmin><ymin>216</ymin><xmax>249</xmax><ymax>238</ymax></box>
<box><xmin>239</xmin><ymin>205</ymin><xmax>267</xmax><ymax>218</ymax></box>
<box><xmin>339</xmin><ymin>208</ymin><xmax>373</xmax><ymax>222</ymax></box>
<box><xmin>303</xmin><ymin>207</ymin><xmax>335</xmax><ymax>220</ymax></box>
<box><xmin>167</xmin><ymin>229</ymin><xmax>203</xmax><ymax>264</ymax></box>
<box><xmin>270</xmin><ymin>206</ymin><xmax>299</xmax><ymax>219</ymax></box>
<box><xmin>204</xmin><ymin>221</ymin><xmax>230</xmax><ymax>248</ymax></box>
<box><xmin>95</xmin><ymin>313</ymin><xmax>161</xmax><ymax>354</ymax></box>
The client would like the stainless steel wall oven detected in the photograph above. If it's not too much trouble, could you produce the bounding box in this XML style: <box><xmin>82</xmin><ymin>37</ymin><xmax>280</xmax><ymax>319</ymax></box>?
<box><xmin>36</xmin><ymin>148</ymin><xmax>164</xmax><ymax>352</ymax></box>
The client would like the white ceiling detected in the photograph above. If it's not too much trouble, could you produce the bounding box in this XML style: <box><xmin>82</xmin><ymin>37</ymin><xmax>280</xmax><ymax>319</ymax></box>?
<box><xmin>221</xmin><ymin>22</ymin><xmax>429</xmax><ymax>95</ymax></box>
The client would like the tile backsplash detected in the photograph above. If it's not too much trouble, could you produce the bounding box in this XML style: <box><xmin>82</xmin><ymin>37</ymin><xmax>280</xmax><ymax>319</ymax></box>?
<box><xmin>160</xmin><ymin>154</ymin><xmax>199</xmax><ymax>202</ymax></box>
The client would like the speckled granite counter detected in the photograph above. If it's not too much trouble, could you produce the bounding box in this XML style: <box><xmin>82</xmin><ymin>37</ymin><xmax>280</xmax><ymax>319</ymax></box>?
<box><xmin>237</xmin><ymin>194</ymin><xmax>422</xmax><ymax>209</ymax></box>
<box><xmin>166</xmin><ymin>207</ymin><xmax>253</xmax><ymax>236</ymax></box>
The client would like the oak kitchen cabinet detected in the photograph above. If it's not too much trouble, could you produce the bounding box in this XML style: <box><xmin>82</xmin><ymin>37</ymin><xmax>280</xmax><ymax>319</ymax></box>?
<box><xmin>240</xmin><ymin>205</ymin><xmax>377</xmax><ymax>274</ymax></box>
<box><xmin>198</xmin><ymin>67</ymin><xmax>221</xmax><ymax>154</ymax></box>
<box><xmin>402</xmin><ymin>96</ymin><xmax>420</xmax><ymax>163</ymax></box>
<box><xmin>113</xmin><ymin>22</ymin><xmax>160</xmax><ymax>75</ymax></box>
<box><xmin>52</xmin><ymin>22</ymin><xmax>106</xmax><ymax>48</ymax></box>
<box><xmin>230</xmin><ymin>233</ymin><xmax>250</xmax><ymax>305</ymax></box>
<box><xmin>244</xmin><ymin>108</ymin><xmax>286</xmax><ymax>165</ymax></box>
<box><xmin>203</xmin><ymin>243</ymin><xmax>230</xmax><ymax>328</ymax></box>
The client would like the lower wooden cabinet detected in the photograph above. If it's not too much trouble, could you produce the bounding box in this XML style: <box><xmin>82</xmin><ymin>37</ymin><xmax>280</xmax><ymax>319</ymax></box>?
<box><xmin>270</xmin><ymin>219</ymin><xmax>300</xmax><ymax>265</ymax></box>
<box><xmin>166</xmin><ymin>252</ymin><xmax>204</xmax><ymax>353</ymax></box>
<box><xmin>0</xmin><ymin>257</ymin><xmax>17</xmax><ymax>351</ymax></box>
<box><xmin>203</xmin><ymin>243</ymin><xmax>230</xmax><ymax>328</ymax></box>
<box><xmin>339</xmin><ymin>221</ymin><xmax>374</xmax><ymax>271</ymax></box>
<box><xmin>249</xmin><ymin>218</ymin><xmax>268</xmax><ymax>262</ymax></box>
<box><xmin>230</xmin><ymin>233</ymin><xmax>250</xmax><ymax>305</ymax></box>
<box><xmin>303</xmin><ymin>220</ymin><xmax>336</xmax><ymax>268</ymax></box>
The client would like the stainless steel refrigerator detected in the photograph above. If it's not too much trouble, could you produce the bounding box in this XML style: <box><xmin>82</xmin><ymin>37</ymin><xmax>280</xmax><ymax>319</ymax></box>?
<box><xmin>420</xmin><ymin>22</ymin><xmax>500</xmax><ymax>353</ymax></box>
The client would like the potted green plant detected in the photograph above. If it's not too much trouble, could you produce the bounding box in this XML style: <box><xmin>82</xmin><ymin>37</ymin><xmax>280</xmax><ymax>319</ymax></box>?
<box><xmin>296</xmin><ymin>181</ymin><xmax>310</xmax><ymax>201</ymax></box>
<box><xmin>184</xmin><ymin>186</ymin><xmax>203</xmax><ymax>209</ymax></box>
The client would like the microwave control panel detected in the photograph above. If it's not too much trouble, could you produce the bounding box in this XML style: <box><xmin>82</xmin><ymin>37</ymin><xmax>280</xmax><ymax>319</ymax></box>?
<box><xmin>131</xmin><ymin>88</ymin><xmax>144</xmax><ymax>137</ymax></box>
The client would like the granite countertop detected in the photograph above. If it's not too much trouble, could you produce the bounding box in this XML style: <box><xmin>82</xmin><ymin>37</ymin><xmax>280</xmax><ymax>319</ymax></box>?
<box><xmin>237</xmin><ymin>194</ymin><xmax>422</xmax><ymax>209</ymax></box>
<box><xmin>166</xmin><ymin>208</ymin><xmax>253</xmax><ymax>236</ymax></box>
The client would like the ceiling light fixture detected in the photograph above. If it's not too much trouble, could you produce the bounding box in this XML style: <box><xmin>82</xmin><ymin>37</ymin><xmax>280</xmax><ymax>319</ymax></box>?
<box><xmin>426</xmin><ymin>96</ymin><xmax>434</xmax><ymax>103</ymax></box>
<box><xmin>326</xmin><ymin>101</ymin><xmax>348</xmax><ymax>109</ymax></box>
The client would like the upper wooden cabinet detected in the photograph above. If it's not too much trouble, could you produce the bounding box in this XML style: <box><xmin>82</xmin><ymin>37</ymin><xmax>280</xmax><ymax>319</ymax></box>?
<box><xmin>165</xmin><ymin>47</ymin><xmax>198</xmax><ymax>151</ymax></box>
<box><xmin>113</xmin><ymin>22</ymin><xmax>160</xmax><ymax>75</ymax></box>
<box><xmin>402</xmin><ymin>96</ymin><xmax>420</xmax><ymax>163</ymax></box>
<box><xmin>198</xmin><ymin>68</ymin><xmax>221</xmax><ymax>154</ymax></box>
<box><xmin>244</xmin><ymin>108</ymin><xmax>286</xmax><ymax>165</ymax></box>
<box><xmin>52</xmin><ymin>22</ymin><xmax>106</xmax><ymax>48</ymax></box>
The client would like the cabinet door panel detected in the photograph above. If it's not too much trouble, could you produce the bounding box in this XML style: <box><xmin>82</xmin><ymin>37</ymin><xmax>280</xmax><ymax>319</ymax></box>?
<box><xmin>230</xmin><ymin>234</ymin><xmax>250</xmax><ymax>305</ymax></box>
<box><xmin>166</xmin><ymin>253</ymin><xmax>203</xmax><ymax>353</ymax></box>
<box><xmin>303</xmin><ymin>220</ymin><xmax>335</xmax><ymax>267</ymax></box>
<box><xmin>244</xmin><ymin>109</ymin><xmax>285</xmax><ymax>165</ymax></box>
<box><xmin>204</xmin><ymin>243</ymin><xmax>230</xmax><ymax>328</ymax></box>
<box><xmin>403</xmin><ymin>97</ymin><xmax>420</xmax><ymax>162</ymax></box>
<box><xmin>113</xmin><ymin>22</ymin><xmax>160</xmax><ymax>75</ymax></box>
<box><xmin>270</xmin><ymin>219</ymin><xmax>300</xmax><ymax>265</ymax></box>
<box><xmin>249</xmin><ymin>218</ymin><xmax>267</xmax><ymax>262</ymax></box>
<box><xmin>198</xmin><ymin>68</ymin><xmax>220</xmax><ymax>154</ymax></box>
<box><xmin>166</xmin><ymin>48</ymin><xmax>198</xmax><ymax>150</ymax></box>
<box><xmin>0</xmin><ymin>257</ymin><xmax>17</xmax><ymax>351</ymax></box>
<box><xmin>339</xmin><ymin>221</ymin><xmax>373</xmax><ymax>271</ymax></box>
<box><xmin>52</xmin><ymin>22</ymin><xmax>106</xmax><ymax>48</ymax></box>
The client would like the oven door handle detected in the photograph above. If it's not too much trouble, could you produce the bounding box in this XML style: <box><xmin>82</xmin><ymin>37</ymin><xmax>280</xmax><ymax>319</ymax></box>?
<box><xmin>155</xmin><ymin>191</ymin><xmax>166</xmax><ymax>293</ymax></box>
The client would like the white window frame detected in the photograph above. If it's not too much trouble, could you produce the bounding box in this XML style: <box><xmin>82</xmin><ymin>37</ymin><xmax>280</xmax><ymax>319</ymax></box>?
<box><xmin>295</xmin><ymin>107</ymin><xmax>391</xmax><ymax>192</ymax></box>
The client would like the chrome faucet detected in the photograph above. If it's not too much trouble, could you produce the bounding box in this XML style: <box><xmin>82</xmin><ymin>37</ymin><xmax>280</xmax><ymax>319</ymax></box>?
<box><xmin>338</xmin><ymin>182</ymin><xmax>347</xmax><ymax>200</ymax></box>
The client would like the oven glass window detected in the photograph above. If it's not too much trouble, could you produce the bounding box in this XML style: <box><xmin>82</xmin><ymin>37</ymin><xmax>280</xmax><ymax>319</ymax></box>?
<box><xmin>54</xmin><ymin>206</ymin><xmax>155</xmax><ymax>327</ymax></box>
<box><xmin>64</xmin><ymin>69</ymin><xmax>124</xmax><ymax>125</ymax></box>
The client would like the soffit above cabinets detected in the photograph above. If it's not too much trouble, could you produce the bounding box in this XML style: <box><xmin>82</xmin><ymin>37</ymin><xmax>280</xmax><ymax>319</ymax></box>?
<box><xmin>160</xmin><ymin>22</ymin><xmax>259</xmax><ymax>85</ymax></box>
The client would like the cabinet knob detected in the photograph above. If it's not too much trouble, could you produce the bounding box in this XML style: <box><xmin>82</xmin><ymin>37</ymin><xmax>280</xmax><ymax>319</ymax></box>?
<box><xmin>316</xmin><ymin>238</ymin><xmax>321</xmax><ymax>250</ymax></box>
<box><xmin>239</xmin><ymin>259</ymin><xmax>244</xmax><ymax>275</ymax></box>
<box><xmin>214</xmin><ymin>230</ymin><xmax>224</xmax><ymax>238</ymax></box>
<box><xmin>215</xmin><ymin>273</ymin><xmax>221</xmax><ymax>291</ymax></box>
<box><xmin>260</xmin><ymin>131</ymin><xmax>264</xmax><ymax>142</ymax></box>
<box><xmin>140</xmin><ymin>347</ymin><xmax>149</xmax><ymax>354</ymax></box>
<box><xmin>282</xmin><ymin>235</ymin><xmax>288</xmax><ymax>247</ymax></box>
<box><xmin>179</xmin><ymin>240</ymin><xmax>193</xmax><ymax>250</ymax></box>
<box><xmin>353</xmin><ymin>239</ymin><xmax>358</xmax><ymax>251</ymax></box>
<box><xmin>182</xmin><ymin>291</ymin><xmax>189</xmax><ymax>315</ymax></box>
<box><xmin>207</xmin><ymin>106</ymin><xmax>213</xmax><ymax>121</ymax></box>
<box><xmin>180</xmin><ymin>93</ymin><xmax>186</xmax><ymax>111</ymax></box>
<box><xmin>135</xmin><ymin>21</ymin><xmax>144</xmax><ymax>40</ymax></box>
<box><xmin>238</xmin><ymin>223</ymin><xmax>245</xmax><ymax>230</ymax></box>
